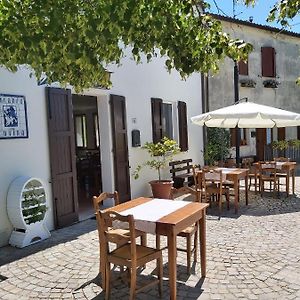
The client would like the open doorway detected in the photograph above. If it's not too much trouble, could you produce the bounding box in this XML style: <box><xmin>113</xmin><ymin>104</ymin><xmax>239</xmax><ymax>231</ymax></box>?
<box><xmin>72</xmin><ymin>94</ymin><xmax>102</xmax><ymax>220</ymax></box>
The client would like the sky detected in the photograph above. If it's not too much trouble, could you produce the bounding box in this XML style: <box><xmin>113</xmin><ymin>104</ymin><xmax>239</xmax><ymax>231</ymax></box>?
<box><xmin>206</xmin><ymin>0</ymin><xmax>300</xmax><ymax>33</ymax></box>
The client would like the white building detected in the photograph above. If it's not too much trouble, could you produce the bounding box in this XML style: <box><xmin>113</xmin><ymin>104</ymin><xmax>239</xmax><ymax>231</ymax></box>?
<box><xmin>0</xmin><ymin>53</ymin><xmax>203</xmax><ymax>247</ymax></box>
<box><xmin>204</xmin><ymin>15</ymin><xmax>300</xmax><ymax>161</ymax></box>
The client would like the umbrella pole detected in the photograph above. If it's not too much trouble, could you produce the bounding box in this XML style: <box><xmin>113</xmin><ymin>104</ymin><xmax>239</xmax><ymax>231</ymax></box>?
<box><xmin>234</xmin><ymin>60</ymin><xmax>241</xmax><ymax>166</ymax></box>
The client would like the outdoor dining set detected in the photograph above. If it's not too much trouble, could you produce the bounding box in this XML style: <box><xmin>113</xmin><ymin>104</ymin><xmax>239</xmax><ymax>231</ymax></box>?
<box><xmin>92</xmin><ymin>157</ymin><xmax>296</xmax><ymax>300</ymax></box>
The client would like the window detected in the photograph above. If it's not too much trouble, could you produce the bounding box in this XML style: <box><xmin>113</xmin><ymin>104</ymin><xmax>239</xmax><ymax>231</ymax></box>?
<box><xmin>261</xmin><ymin>47</ymin><xmax>276</xmax><ymax>77</ymax></box>
<box><xmin>162</xmin><ymin>103</ymin><xmax>173</xmax><ymax>139</ymax></box>
<box><xmin>230</xmin><ymin>128</ymin><xmax>247</xmax><ymax>146</ymax></box>
<box><xmin>151</xmin><ymin>98</ymin><xmax>188</xmax><ymax>151</ymax></box>
<box><xmin>75</xmin><ymin>115</ymin><xmax>87</xmax><ymax>147</ymax></box>
<box><xmin>266</xmin><ymin>128</ymin><xmax>273</xmax><ymax>144</ymax></box>
<box><xmin>238</xmin><ymin>59</ymin><xmax>248</xmax><ymax>75</ymax></box>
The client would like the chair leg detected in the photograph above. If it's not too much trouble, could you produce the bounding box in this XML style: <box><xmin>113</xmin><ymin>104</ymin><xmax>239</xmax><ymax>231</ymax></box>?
<box><xmin>129</xmin><ymin>267</ymin><xmax>137</xmax><ymax>300</ymax></box>
<box><xmin>100</xmin><ymin>248</ymin><xmax>106</xmax><ymax>290</ymax></box>
<box><xmin>226</xmin><ymin>190</ymin><xmax>230</xmax><ymax>210</ymax></box>
<box><xmin>186</xmin><ymin>235</ymin><xmax>191</xmax><ymax>274</ymax></box>
<box><xmin>141</xmin><ymin>233</ymin><xmax>147</xmax><ymax>268</ymax></box>
<box><xmin>218</xmin><ymin>194</ymin><xmax>222</xmax><ymax>220</ymax></box>
<box><xmin>105</xmin><ymin>262</ymin><xmax>111</xmax><ymax>300</ymax></box>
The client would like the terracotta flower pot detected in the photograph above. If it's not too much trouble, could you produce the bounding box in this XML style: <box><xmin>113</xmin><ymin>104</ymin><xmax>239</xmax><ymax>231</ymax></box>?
<box><xmin>149</xmin><ymin>180</ymin><xmax>173</xmax><ymax>199</ymax></box>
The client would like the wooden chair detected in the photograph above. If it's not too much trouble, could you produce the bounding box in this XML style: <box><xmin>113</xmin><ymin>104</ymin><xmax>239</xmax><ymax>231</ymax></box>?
<box><xmin>274</xmin><ymin>157</ymin><xmax>289</xmax><ymax>194</ymax></box>
<box><xmin>167</xmin><ymin>186</ymin><xmax>200</xmax><ymax>274</ymax></box>
<box><xmin>202</xmin><ymin>168</ymin><xmax>230</xmax><ymax>219</ymax></box>
<box><xmin>242</xmin><ymin>158</ymin><xmax>259</xmax><ymax>193</ymax></box>
<box><xmin>225</xmin><ymin>158</ymin><xmax>237</xmax><ymax>168</ymax></box>
<box><xmin>99</xmin><ymin>210</ymin><xmax>163</xmax><ymax>300</ymax></box>
<box><xmin>259</xmin><ymin>162</ymin><xmax>279</xmax><ymax>197</ymax></box>
<box><xmin>93</xmin><ymin>192</ymin><xmax>147</xmax><ymax>288</ymax></box>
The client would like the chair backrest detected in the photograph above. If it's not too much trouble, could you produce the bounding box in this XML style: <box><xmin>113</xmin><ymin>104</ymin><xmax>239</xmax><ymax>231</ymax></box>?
<box><xmin>242</xmin><ymin>158</ymin><xmax>256</xmax><ymax>173</ymax></box>
<box><xmin>259</xmin><ymin>161</ymin><xmax>277</xmax><ymax>177</ymax></box>
<box><xmin>93</xmin><ymin>191</ymin><xmax>120</xmax><ymax>211</ymax></box>
<box><xmin>170</xmin><ymin>186</ymin><xmax>200</xmax><ymax>202</ymax></box>
<box><xmin>98</xmin><ymin>210</ymin><xmax>136</xmax><ymax>258</ymax></box>
<box><xmin>225</xmin><ymin>158</ymin><xmax>236</xmax><ymax>168</ymax></box>
<box><xmin>202</xmin><ymin>169</ymin><xmax>225</xmax><ymax>194</ymax></box>
<box><xmin>274</xmin><ymin>157</ymin><xmax>290</xmax><ymax>162</ymax></box>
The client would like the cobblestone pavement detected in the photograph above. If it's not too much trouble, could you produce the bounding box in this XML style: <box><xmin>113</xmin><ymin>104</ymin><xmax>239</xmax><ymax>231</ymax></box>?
<box><xmin>0</xmin><ymin>180</ymin><xmax>300</xmax><ymax>300</ymax></box>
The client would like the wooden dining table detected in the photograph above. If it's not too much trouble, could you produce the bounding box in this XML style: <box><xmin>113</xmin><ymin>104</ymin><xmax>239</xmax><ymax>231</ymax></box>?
<box><xmin>254</xmin><ymin>161</ymin><xmax>296</xmax><ymax>196</ymax></box>
<box><xmin>105</xmin><ymin>197</ymin><xmax>209</xmax><ymax>300</ymax></box>
<box><xmin>199</xmin><ymin>167</ymin><xmax>249</xmax><ymax>213</ymax></box>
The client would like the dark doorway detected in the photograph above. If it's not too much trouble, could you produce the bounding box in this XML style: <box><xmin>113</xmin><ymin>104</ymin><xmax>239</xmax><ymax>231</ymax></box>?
<box><xmin>256</xmin><ymin>128</ymin><xmax>273</xmax><ymax>161</ymax></box>
<box><xmin>72</xmin><ymin>94</ymin><xmax>102</xmax><ymax>220</ymax></box>
<box><xmin>110</xmin><ymin>95</ymin><xmax>131</xmax><ymax>203</ymax></box>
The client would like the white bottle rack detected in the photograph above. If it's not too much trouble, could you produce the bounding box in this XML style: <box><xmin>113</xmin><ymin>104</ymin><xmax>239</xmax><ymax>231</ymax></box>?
<box><xmin>7</xmin><ymin>176</ymin><xmax>51</xmax><ymax>248</ymax></box>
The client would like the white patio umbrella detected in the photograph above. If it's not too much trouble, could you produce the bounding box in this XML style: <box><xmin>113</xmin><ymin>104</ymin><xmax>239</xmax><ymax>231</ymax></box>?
<box><xmin>191</xmin><ymin>101</ymin><xmax>300</xmax><ymax>128</ymax></box>
<box><xmin>191</xmin><ymin>101</ymin><xmax>300</xmax><ymax>165</ymax></box>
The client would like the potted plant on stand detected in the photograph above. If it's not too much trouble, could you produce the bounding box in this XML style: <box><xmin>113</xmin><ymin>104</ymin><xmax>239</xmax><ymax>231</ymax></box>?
<box><xmin>133</xmin><ymin>137</ymin><xmax>180</xmax><ymax>199</ymax></box>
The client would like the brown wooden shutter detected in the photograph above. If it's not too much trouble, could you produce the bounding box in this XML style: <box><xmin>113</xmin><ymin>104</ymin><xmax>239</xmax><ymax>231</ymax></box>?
<box><xmin>230</xmin><ymin>128</ymin><xmax>236</xmax><ymax>147</ymax></box>
<box><xmin>277</xmin><ymin>128</ymin><xmax>285</xmax><ymax>141</ymax></box>
<box><xmin>46</xmin><ymin>87</ymin><xmax>79</xmax><ymax>228</ymax></box>
<box><xmin>238</xmin><ymin>60</ymin><xmax>248</xmax><ymax>75</ymax></box>
<box><xmin>110</xmin><ymin>94</ymin><xmax>131</xmax><ymax>203</ymax></box>
<box><xmin>261</xmin><ymin>47</ymin><xmax>276</xmax><ymax>77</ymax></box>
<box><xmin>151</xmin><ymin>98</ymin><xmax>163</xmax><ymax>143</ymax></box>
<box><xmin>178</xmin><ymin>101</ymin><xmax>188</xmax><ymax>151</ymax></box>
<box><xmin>297</xmin><ymin>126</ymin><xmax>300</xmax><ymax>139</ymax></box>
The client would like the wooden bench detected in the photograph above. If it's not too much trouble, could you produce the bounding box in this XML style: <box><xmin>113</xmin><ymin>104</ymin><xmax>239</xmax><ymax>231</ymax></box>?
<box><xmin>169</xmin><ymin>159</ymin><xmax>199</xmax><ymax>188</ymax></box>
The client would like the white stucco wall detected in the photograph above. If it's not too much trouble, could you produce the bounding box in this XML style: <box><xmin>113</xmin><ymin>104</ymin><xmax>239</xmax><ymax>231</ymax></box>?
<box><xmin>109</xmin><ymin>53</ymin><xmax>203</xmax><ymax>198</ymax></box>
<box><xmin>0</xmin><ymin>67</ymin><xmax>54</xmax><ymax>247</ymax></box>
<box><xmin>0</xmin><ymin>54</ymin><xmax>203</xmax><ymax>247</ymax></box>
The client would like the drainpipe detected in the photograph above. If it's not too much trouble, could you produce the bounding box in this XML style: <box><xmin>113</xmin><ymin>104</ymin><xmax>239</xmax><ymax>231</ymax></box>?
<box><xmin>234</xmin><ymin>60</ymin><xmax>241</xmax><ymax>166</ymax></box>
<box><xmin>201</xmin><ymin>74</ymin><xmax>209</xmax><ymax>164</ymax></box>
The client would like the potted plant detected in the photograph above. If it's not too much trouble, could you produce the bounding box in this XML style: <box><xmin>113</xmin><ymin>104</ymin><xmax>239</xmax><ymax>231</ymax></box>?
<box><xmin>133</xmin><ymin>137</ymin><xmax>180</xmax><ymax>199</ymax></box>
<box><xmin>240</xmin><ymin>78</ymin><xmax>256</xmax><ymax>88</ymax></box>
<box><xmin>263</xmin><ymin>79</ymin><xmax>280</xmax><ymax>88</ymax></box>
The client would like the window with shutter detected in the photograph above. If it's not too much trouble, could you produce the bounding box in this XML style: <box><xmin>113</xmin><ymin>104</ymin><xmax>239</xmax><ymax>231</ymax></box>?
<box><xmin>238</xmin><ymin>59</ymin><xmax>248</xmax><ymax>76</ymax></box>
<box><xmin>151</xmin><ymin>98</ymin><xmax>163</xmax><ymax>143</ymax></box>
<box><xmin>178</xmin><ymin>101</ymin><xmax>188</xmax><ymax>151</ymax></box>
<box><xmin>261</xmin><ymin>47</ymin><xmax>276</xmax><ymax>77</ymax></box>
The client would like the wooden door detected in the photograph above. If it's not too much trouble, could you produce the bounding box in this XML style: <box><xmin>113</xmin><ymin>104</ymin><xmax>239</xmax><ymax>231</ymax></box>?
<box><xmin>46</xmin><ymin>87</ymin><xmax>78</xmax><ymax>228</ymax></box>
<box><xmin>110</xmin><ymin>95</ymin><xmax>131</xmax><ymax>203</ymax></box>
<box><xmin>277</xmin><ymin>128</ymin><xmax>285</xmax><ymax>141</ymax></box>
<box><xmin>256</xmin><ymin>128</ymin><xmax>266</xmax><ymax>161</ymax></box>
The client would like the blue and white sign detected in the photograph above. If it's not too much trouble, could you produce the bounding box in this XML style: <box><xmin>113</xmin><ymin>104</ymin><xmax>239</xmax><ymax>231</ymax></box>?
<box><xmin>0</xmin><ymin>94</ymin><xmax>28</xmax><ymax>139</ymax></box>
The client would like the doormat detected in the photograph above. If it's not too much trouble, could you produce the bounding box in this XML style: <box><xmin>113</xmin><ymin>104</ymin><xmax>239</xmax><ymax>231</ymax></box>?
<box><xmin>0</xmin><ymin>274</ymin><xmax>8</xmax><ymax>282</ymax></box>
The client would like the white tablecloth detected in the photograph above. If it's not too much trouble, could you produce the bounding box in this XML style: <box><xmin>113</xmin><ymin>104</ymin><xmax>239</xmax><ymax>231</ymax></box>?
<box><xmin>119</xmin><ymin>199</ymin><xmax>189</xmax><ymax>234</ymax></box>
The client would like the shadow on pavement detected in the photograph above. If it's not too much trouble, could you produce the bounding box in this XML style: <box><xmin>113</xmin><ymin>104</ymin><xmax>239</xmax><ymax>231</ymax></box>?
<box><xmin>0</xmin><ymin>218</ymin><xmax>97</xmax><ymax>267</ymax></box>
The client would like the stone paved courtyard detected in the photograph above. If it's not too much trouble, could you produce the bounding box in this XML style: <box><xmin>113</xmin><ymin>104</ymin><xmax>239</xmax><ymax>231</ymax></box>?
<box><xmin>0</xmin><ymin>180</ymin><xmax>300</xmax><ymax>300</ymax></box>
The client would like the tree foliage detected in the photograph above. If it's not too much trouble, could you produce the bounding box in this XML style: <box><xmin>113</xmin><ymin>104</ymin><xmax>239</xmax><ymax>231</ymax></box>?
<box><xmin>242</xmin><ymin>0</ymin><xmax>300</xmax><ymax>27</ymax></box>
<box><xmin>204</xmin><ymin>128</ymin><xmax>230</xmax><ymax>166</ymax></box>
<box><xmin>0</xmin><ymin>1</ymin><xmax>299</xmax><ymax>90</ymax></box>
<box><xmin>0</xmin><ymin>0</ymin><xmax>252</xmax><ymax>91</ymax></box>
